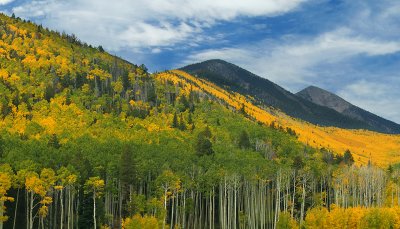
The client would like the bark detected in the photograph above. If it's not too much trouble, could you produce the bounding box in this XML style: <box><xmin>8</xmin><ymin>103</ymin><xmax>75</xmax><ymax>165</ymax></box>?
<box><xmin>12</xmin><ymin>188</ymin><xmax>19</xmax><ymax>229</ymax></box>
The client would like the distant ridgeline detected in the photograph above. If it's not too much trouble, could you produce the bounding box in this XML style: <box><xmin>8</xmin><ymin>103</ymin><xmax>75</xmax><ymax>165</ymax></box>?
<box><xmin>1</xmin><ymin>13</ymin><xmax>400</xmax><ymax>229</ymax></box>
<box><xmin>181</xmin><ymin>59</ymin><xmax>400</xmax><ymax>134</ymax></box>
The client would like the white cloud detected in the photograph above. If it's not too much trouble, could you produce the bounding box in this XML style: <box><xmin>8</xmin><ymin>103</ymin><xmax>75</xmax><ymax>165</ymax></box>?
<box><xmin>0</xmin><ymin>0</ymin><xmax>14</xmax><ymax>5</ymax></box>
<box><xmin>11</xmin><ymin>0</ymin><xmax>306</xmax><ymax>50</ymax></box>
<box><xmin>338</xmin><ymin>80</ymin><xmax>400</xmax><ymax>123</ymax></box>
<box><xmin>182</xmin><ymin>28</ymin><xmax>400</xmax><ymax>87</ymax></box>
<box><xmin>182</xmin><ymin>28</ymin><xmax>400</xmax><ymax>123</ymax></box>
<box><xmin>8</xmin><ymin>0</ymin><xmax>400</xmax><ymax>123</ymax></box>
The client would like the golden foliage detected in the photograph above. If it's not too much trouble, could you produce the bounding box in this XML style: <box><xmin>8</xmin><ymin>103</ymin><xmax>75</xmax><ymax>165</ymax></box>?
<box><xmin>122</xmin><ymin>214</ymin><xmax>160</xmax><ymax>229</ymax></box>
<box><xmin>84</xmin><ymin>176</ymin><xmax>105</xmax><ymax>198</ymax></box>
<box><xmin>305</xmin><ymin>206</ymin><xmax>400</xmax><ymax>229</ymax></box>
<box><xmin>155</xmin><ymin>70</ymin><xmax>400</xmax><ymax>167</ymax></box>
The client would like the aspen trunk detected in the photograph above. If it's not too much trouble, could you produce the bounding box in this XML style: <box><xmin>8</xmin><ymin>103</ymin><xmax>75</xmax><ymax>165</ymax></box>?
<box><xmin>60</xmin><ymin>189</ymin><xmax>64</xmax><ymax>229</ymax></box>
<box><xmin>93</xmin><ymin>192</ymin><xmax>96</xmax><ymax>229</ymax></box>
<box><xmin>13</xmin><ymin>188</ymin><xmax>19</xmax><ymax>229</ymax></box>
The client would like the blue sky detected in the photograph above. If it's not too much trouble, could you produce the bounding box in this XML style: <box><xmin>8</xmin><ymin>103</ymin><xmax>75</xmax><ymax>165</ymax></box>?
<box><xmin>1</xmin><ymin>0</ymin><xmax>400</xmax><ymax>123</ymax></box>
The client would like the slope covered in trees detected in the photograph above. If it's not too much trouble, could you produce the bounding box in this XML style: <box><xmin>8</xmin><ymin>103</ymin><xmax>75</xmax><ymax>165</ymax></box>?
<box><xmin>1</xmin><ymin>13</ymin><xmax>400</xmax><ymax>229</ymax></box>
<box><xmin>169</xmin><ymin>70</ymin><xmax>400</xmax><ymax>166</ymax></box>
<box><xmin>181</xmin><ymin>59</ymin><xmax>400</xmax><ymax>134</ymax></box>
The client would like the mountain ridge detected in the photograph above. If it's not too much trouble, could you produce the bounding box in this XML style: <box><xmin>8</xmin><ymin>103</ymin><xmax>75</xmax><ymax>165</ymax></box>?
<box><xmin>180</xmin><ymin>59</ymin><xmax>400</xmax><ymax>133</ymax></box>
<box><xmin>169</xmin><ymin>69</ymin><xmax>400</xmax><ymax>166</ymax></box>
<box><xmin>297</xmin><ymin>85</ymin><xmax>400</xmax><ymax>134</ymax></box>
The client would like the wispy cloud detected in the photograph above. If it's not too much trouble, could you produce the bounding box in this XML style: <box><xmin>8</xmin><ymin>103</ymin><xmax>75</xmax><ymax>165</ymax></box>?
<box><xmin>10</xmin><ymin>0</ymin><xmax>307</xmax><ymax>51</ymax></box>
<box><xmin>0</xmin><ymin>0</ymin><xmax>14</xmax><ymax>5</ymax></box>
<box><xmin>182</xmin><ymin>28</ymin><xmax>400</xmax><ymax>87</ymax></box>
<box><xmin>338</xmin><ymin>80</ymin><xmax>400</xmax><ymax>123</ymax></box>
<box><xmin>5</xmin><ymin>0</ymin><xmax>400</xmax><ymax>123</ymax></box>
<box><xmin>180</xmin><ymin>0</ymin><xmax>400</xmax><ymax>123</ymax></box>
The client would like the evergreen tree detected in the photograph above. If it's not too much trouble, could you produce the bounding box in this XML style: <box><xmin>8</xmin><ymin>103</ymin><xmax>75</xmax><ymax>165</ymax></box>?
<box><xmin>120</xmin><ymin>146</ymin><xmax>135</xmax><ymax>217</ymax></box>
<box><xmin>388</xmin><ymin>164</ymin><xmax>394</xmax><ymax>174</ymax></box>
<box><xmin>335</xmin><ymin>154</ymin><xmax>344</xmax><ymax>164</ymax></box>
<box><xmin>172</xmin><ymin>112</ymin><xmax>178</xmax><ymax>128</ymax></box>
<box><xmin>188</xmin><ymin>113</ymin><xmax>193</xmax><ymax>125</ymax></box>
<box><xmin>78</xmin><ymin>193</ymin><xmax>94</xmax><ymax>229</ymax></box>
<box><xmin>195</xmin><ymin>127</ymin><xmax>214</xmax><ymax>156</ymax></box>
<box><xmin>293</xmin><ymin>155</ymin><xmax>304</xmax><ymax>170</ymax></box>
<box><xmin>321</xmin><ymin>148</ymin><xmax>335</xmax><ymax>164</ymax></box>
<box><xmin>202</xmin><ymin>126</ymin><xmax>212</xmax><ymax>139</ymax></box>
<box><xmin>48</xmin><ymin>134</ymin><xmax>60</xmax><ymax>149</ymax></box>
<box><xmin>239</xmin><ymin>103</ymin><xmax>246</xmax><ymax>115</ymax></box>
<box><xmin>120</xmin><ymin>147</ymin><xmax>135</xmax><ymax>186</ymax></box>
<box><xmin>238</xmin><ymin>130</ymin><xmax>250</xmax><ymax>149</ymax></box>
<box><xmin>343</xmin><ymin>149</ymin><xmax>354</xmax><ymax>165</ymax></box>
<box><xmin>179</xmin><ymin>114</ymin><xmax>186</xmax><ymax>131</ymax></box>
<box><xmin>65</xmin><ymin>91</ymin><xmax>71</xmax><ymax>105</ymax></box>
<box><xmin>179</xmin><ymin>95</ymin><xmax>190</xmax><ymax>111</ymax></box>
<box><xmin>0</xmin><ymin>136</ymin><xmax>4</xmax><ymax>158</ymax></box>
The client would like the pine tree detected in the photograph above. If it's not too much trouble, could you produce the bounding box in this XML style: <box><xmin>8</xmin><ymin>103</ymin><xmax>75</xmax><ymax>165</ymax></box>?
<box><xmin>188</xmin><ymin>113</ymin><xmax>193</xmax><ymax>125</ymax></box>
<box><xmin>172</xmin><ymin>112</ymin><xmax>178</xmax><ymax>128</ymax></box>
<box><xmin>335</xmin><ymin>154</ymin><xmax>344</xmax><ymax>164</ymax></box>
<box><xmin>343</xmin><ymin>149</ymin><xmax>354</xmax><ymax>165</ymax></box>
<box><xmin>48</xmin><ymin>134</ymin><xmax>60</xmax><ymax>149</ymax></box>
<box><xmin>0</xmin><ymin>136</ymin><xmax>4</xmax><ymax>158</ymax></box>
<box><xmin>120</xmin><ymin>146</ymin><xmax>135</xmax><ymax>217</ymax></box>
<box><xmin>179</xmin><ymin>114</ymin><xmax>186</xmax><ymax>131</ymax></box>
<box><xmin>202</xmin><ymin>126</ymin><xmax>212</xmax><ymax>139</ymax></box>
<box><xmin>238</xmin><ymin>130</ymin><xmax>250</xmax><ymax>149</ymax></box>
<box><xmin>179</xmin><ymin>95</ymin><xmax>189</xmax><ymax>111</ymax></box>
<box><xmin>239</xmin><ymin>104</ymin><xmax>246</xmax><ymax>115</ymax></box>
<box><xmin>195</xmin><ymin>127</ymin><xmax>214</xmax><ymax>156</ymax></box>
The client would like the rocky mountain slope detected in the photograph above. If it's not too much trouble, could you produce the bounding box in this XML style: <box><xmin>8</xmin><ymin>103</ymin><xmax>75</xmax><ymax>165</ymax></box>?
<box><xmin>297</xmin><ymin>86</ymin><xmax>400</xmax><ymax>134</ymax></box>
<box><xmin>181</xmin><ymin>59</ymin><xmax>400</xmax><ymax>134</ymax></box>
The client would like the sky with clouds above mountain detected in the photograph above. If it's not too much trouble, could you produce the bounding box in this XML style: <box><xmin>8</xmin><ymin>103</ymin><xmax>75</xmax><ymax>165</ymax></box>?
<box><xmin>1</xmin><ymin>0</ymin><xmax>400</xmax><ymax>123</ymax></box>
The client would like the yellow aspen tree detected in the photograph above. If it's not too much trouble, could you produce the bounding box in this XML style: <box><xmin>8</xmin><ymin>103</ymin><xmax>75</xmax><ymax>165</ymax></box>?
<box><xmin>38</xmin><ymin>168</ymin><xmax>56</xmax><ymax>228</ymax></box>
<box><xmin>25</xmin><ymin>173</ymin><xmax>43</xmax><ymax>229</ymax></box>
<box><xmin>304</xmin><ymin>207</ymin><xmax>329</xmax><ymax>229</ymax></box>
<box><xmin>55</xmin><ymin>167</ymin><xmax>78</xmax><ymax>229</ymax></box>
<box><xmin>14</xmin><ymin>168</ymin><xmax>36</xmax><ymax>229</ymax></box>
<box><xmin>0</xmin><ymin>163</ymin><xmax>14</xmax><ymax>229</ymax></box>
<box><xmin>155</xmin><ymin>170</ymin><xmax>181</xmax><ymax>229</ymax></box>
<box><xmin>84</xmin><ymin>177</ymin><xmax>105</xmax><ymax>229</ymax></box>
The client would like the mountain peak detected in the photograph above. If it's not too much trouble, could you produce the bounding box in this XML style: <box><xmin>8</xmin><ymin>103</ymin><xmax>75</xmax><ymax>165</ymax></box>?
<box><xmin>201</xmin><ymin>59</ymin><xmax>229</xmax><ymax>64</ymax></box>
<box><xmin>297</xmin><ymin>86</ymin><xmax>352</xmax><ymax>113</ymax></box>
<box><xmin>181</xmin><ymin>61</ymin><xmax>379</xmax><ymax>131</ymax></box>
<box><xmin>181</xmin><ymin>60</ymin><xmax>400</xmax><ymax>134</ymax></box>
<box><xmin>297</xmin><ymin>85</ymin><xmax>400</xmax><ymax>134</ymax></box>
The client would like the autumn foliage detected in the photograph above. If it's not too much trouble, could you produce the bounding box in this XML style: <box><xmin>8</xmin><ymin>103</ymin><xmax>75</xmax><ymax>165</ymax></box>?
<box><xmin>2</xmin><ymin>12</ymin><xmax>400</xmax><ymax>229</ymax></box>
<box><xmin>157</xmin><ymin>70</ymin><xmax>400</xmax><ymax>166</ymax></box>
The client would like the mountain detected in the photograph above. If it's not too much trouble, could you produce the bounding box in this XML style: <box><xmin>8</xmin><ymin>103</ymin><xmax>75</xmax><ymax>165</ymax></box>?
<box><xmin>297</xmin><ymin>86</ymin><xmax>400</xmax><ymax>134</ymax></box>
<box><xmin>0</xmin><ymin>13</ymin><xmax>313</xmax><ymax>228</ymax></box>
<box><xmin>2</xmin><ymin>12</ymin><xmax>400</xmax><ymax>229</ymax></box>
<box><xmin>180</xmin><ymin>59</ymin><xmax>398</xmax><ymax>133</ymax></box>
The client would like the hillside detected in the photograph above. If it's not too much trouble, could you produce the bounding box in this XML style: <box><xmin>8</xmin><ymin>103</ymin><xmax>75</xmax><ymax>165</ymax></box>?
<box><xmin>180</xmin><ymin>59</ymin><xmax>399</xmax><ymax>134</ymax></box>
<box><xmin>168</xmin><ymin>69</ymin><xmax>400</xmax><ymax>166</ymax></box>
<box><xmin>2</xmin><ymin>13</ymin><xmax>400</xmax><ymax>229</ymax></box>
<box><xmin>0</xmin><ymin>13</ymin><xmax>310</xmax><ymax>228</ymax></box>
<box><xmin>297</xmin><ymin>86</ymin><xmax>400</xmax><ymax>134</ymax></box>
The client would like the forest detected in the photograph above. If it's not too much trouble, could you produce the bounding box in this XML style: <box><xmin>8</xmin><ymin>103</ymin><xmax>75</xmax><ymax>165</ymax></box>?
<box><xmin>1</xmin><ymin>13</ymin><xmax>400</xmax><ymax>229</ymax></box>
